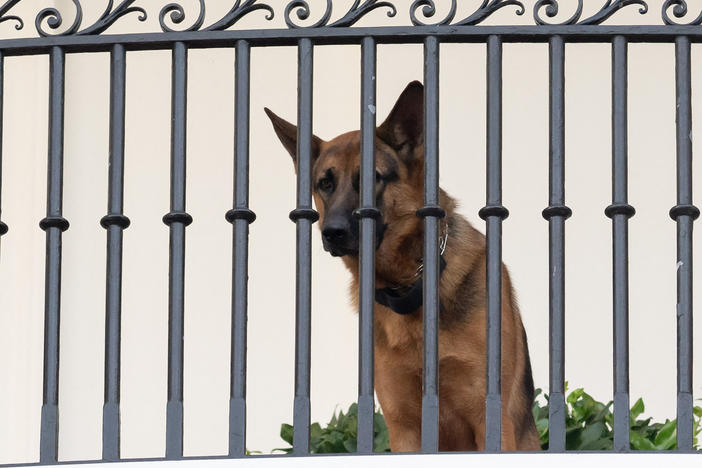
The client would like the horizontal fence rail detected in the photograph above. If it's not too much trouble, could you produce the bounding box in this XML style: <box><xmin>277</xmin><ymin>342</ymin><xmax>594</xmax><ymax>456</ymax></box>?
<box><xmin>8</xmin><ymin>25</ymin><xmax>702</xmax><ymax>53</ymax></box>
<box><xmin>0</xmin><ymin>0</ymin><xmax>700</xmax><ymax>465</ymax></box>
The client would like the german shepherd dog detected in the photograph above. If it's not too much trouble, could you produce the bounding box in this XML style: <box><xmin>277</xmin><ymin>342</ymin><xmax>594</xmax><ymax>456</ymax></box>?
<box><xmin>265</xmin><ymin>81</ymin><xmax>540</xmax><ymax>452</ymax></box>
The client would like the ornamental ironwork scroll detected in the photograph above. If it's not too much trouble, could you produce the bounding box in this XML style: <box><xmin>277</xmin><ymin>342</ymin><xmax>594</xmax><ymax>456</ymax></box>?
<box><xmin>284</xmin><ymin>0</ymin><xmax>396</xmax><ymax>28</ymax></box>
<box><xmin>2</xmin><ymin>0</ymin><xmax>702</xmax><ymax>36</ymax></box>
<box><xmin>0</xmin><ymin>0</ymin><xmax>22</xmax><ymax>30</ymax></box>
<box><xmin>410</xmin><ymin>0</ymin><xmax>524</xmax><ymax>26</ymax></box>
<box><xmin>159</xmin><ymin>0</ymin><xmax>274</xmax><ymax>32</ymax></box>
<box><xmin>662</xmin><ymin>0</ymin><xmax>702</xmax><ymax>25</ymax></box>
<box><xmin>36</xmin><ymin>0</ymin><xmax>147</xmax><ymax>36</ymax></box>
<box><xmin>533</xmin><ymin>0</ymin><xmax>648</xmax><ymax>25</ymax></box>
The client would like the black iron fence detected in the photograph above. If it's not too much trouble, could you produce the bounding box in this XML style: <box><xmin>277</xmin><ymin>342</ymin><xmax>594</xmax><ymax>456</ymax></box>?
<box><xmin>0</xmin><ymin>0</ymin><xmax>700</xmax><ymax>464</ymax></box>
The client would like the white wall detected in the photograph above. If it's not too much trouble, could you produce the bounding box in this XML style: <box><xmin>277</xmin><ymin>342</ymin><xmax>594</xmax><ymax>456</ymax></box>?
<box><xmin>0</xmin><ymin>0</ymin><xmax>700</xmax><ymax>464</ymax></box>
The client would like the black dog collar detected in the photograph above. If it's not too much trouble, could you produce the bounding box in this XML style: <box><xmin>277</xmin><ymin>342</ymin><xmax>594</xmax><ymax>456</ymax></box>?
<box><xmin>375</xmin><ymin>256</ymin><xmax>447</xmax><ymax>315</ymax></box>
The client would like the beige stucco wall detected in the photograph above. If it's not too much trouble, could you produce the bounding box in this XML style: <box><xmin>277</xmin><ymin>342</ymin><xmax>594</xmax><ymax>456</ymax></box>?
<box><xmin>0</xmin><ymin>0</ymin><xmax>701</xmax><ymax>463</ymax></box>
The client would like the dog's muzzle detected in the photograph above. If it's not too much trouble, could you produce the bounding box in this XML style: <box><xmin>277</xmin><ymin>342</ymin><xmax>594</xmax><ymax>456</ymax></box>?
<box><xmin>321</xmin><ymin>218</ymin><xmax>387</xmax><ymax>257</ymax></box>
<box><xmin>322</xmin><ymin>219</ymin><xmax>355</xmax><ymax>257</ymax></box>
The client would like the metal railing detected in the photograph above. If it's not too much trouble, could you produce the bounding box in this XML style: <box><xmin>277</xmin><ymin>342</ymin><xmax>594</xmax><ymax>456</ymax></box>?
<box><xmin>0</xmin><ymin>0</ymin><xmax>699</xmax><ymax>464</ymax></box>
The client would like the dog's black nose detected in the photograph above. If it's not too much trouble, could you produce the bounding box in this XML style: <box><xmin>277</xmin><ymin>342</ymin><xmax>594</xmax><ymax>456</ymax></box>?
<box><xmin>322</xmin><ymin>224</ymin><xmax>348</xmax><ymax>244</ymax></box>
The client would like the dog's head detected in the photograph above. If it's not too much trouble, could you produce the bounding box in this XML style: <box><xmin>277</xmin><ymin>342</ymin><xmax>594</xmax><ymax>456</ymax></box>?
<box><xmin>265</xmin><ymin>81</ymin><xmax>426</xmax><ymax>259</ymax></box>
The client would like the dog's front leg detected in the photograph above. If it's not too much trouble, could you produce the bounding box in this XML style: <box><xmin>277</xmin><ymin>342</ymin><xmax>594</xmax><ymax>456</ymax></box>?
<box><xmin>374</xmin><ymin>348</ymin><xmax>422</xmax><ymax>452</ymax></box>
<box><xmin>385</xmin><ymin>421</ymin><xmax>422</xmax><ymax>452</ymax></box>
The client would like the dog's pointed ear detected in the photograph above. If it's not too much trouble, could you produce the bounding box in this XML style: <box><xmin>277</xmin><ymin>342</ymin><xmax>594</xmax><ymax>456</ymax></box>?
<box><xmin>264</xmin><ymin>107</ymin><xmax>322</xmax><ymax>165</ymax></box>
<box><xmin>377</xmin><ymin>81</ymin><xmax>424</xmax><ymax>161</ymax></box>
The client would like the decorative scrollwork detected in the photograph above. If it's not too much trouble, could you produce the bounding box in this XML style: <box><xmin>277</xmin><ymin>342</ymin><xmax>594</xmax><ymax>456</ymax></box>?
<box><xmin>35</xmin><ymin>0</ymin><xmax>147</xmax><ymax>36</ymax></box>
<box><xmin>410</xmin><ymin>0</ymin><xmax>524</xmax><ymax>26</ymax></box>
<box><xmin>410</xmin><ymin>0</ymin><xmax>455</xmax><ymax>26</ymax></box>
<box><xmin>330</xmin><ymin>0</ymin><xmax>396</xmax><ymax>27</ymax></box>
<box><xmin>285</xmin><ymin>0</ymin><xmax>332</xmax><ymax>28</ymax></box>
<box><xmin>285</xmin><ymin>0</ymin><xmax>396</xmax><ymax>28</ymax></box>
<box><xmin>0</xmin><ymin>0</ymin><xmax>22</xmax><ymax>30</ymax></box>
<box><xmin>533</xmin><ymin>0</ymin><xmax>582</xmax><ymax>25</ymax></box>
<box><xmin>0</xmin><ymin>0</ymin><xmax>695</xmax><ymax>38</ymax></box>
<box><xmin>159</xmin><ymin>0</ymin><xmax>206</xmax><ymax>32</ymax></box>
<box><xmin>662</xmin><ymin>0</ymin><xmax>702</xmax><ymax>25</ymax></box>
<box><xmin>36</xmin><ymin>0</ymin><xmax>83</xmax><ymax>36</ymax></box>
<box><xmin>160</xmin><ymin>0</ymin><xmax>273</xmax><ymax>32</ymax></box>
<box><xmin>78</xmin><ymin>1</ymin><xmax>147</xmax><ymax>35</ymax></box>
<box><xmin>205</xmin><ymin>0</ymin><xmax>274</xmax><ymax>31</ymax></box>
<box><xmin>534</xmin><ymin>0</ymin><xmax>648</xmax><ymax>25</ymax></box>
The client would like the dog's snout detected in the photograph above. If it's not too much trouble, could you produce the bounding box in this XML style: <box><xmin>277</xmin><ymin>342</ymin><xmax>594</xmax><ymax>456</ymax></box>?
<box><xmin>322</xmin><ymin>223</ymin><xmax>349</xmax><ymax>244</ymax></box>
<box><xmin>321</xmin><ymin>214</ymin><xmax>358</xmax><ymax>257</ymax></box>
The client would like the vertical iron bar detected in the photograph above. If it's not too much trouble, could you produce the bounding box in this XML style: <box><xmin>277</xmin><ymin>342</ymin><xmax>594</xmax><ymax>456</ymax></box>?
<box><xmin>290</xmin><ymin>37</ymin><xmax>316</xmax><ymax>456</ymax></box>
<box><xmin>480</xmin><ymin>35</ymin><xmax>508</xmax><ymax>453</ymax></box>
<box><xmin>420</xmin><ymin>35</ymin><xmax>441</xmax><ymax>454</ymax></box>
<box><xmin>672</xmin><ymin>35</ymin><xmax>697</xmax><ymax>452</ymax></box>
<box><xmin>356</xmin><ymin>35</ymin><xmax>377</xmax><ymax>455</ymax></box>
<box><xmin>226</xmin><ymin>39</ymin><xmax>256</xmax><ymax>458</ymax></box>
<box><xmin>544</xmin><ymin>35</ymin><xmax>570</xmax><ymax>453</ymax></box>
<box><xmin>39</xmin><ymin>45</ymin><xmax>69</xmax><ymax>465</ymax></box>
<box><xmin>163</xmin><ymin>41</ymin><xmax>192</xmax><ymax>460</ymax></box>
<box><xmin>607</xmin><ymin>35</ymin><xmax>634</xmax><ymax>453</ymax></box>
<box><xmin>101</xmin><ymin>43</ymin><xmax>131</xmax><ymax>462</ymax></box>
<box><xmin>0</xmin><ymin>50</ymin><xmax>7</xmax><ymax>241</ymax></box>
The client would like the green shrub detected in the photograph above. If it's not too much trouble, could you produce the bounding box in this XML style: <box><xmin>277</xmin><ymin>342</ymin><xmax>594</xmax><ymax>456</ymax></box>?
<box><xmin>276</xmin><ymin>403</ymin><xmax>390</xmax><ymax>453</ymax></box>
<box><xmin>276</xmin><ymin>388</ymin><xmax>701</xmax><ymax>453</ymax></box>
<box><xmin>532</xmin><ymin>387</ymin><xmax>702</xmax><ymax>451</ymax></box>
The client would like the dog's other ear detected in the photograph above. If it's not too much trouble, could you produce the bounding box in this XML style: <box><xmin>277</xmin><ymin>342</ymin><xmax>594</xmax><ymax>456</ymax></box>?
<box><xmin>377</xmin><ymin>81</ymin><xmax>424</xmax><ymax>162</ymax></box>
<box><xmin>264</xmin><ymin>107</ymin><xmax>322</xmax><ymax>165</ymax></box>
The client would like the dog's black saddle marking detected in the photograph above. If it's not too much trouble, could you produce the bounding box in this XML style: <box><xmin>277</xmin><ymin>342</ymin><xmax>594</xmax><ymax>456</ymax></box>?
<box><xmin>375</xmin><ymin>256</ymin><xmax>447</xmax><ymax>315</ymax></box>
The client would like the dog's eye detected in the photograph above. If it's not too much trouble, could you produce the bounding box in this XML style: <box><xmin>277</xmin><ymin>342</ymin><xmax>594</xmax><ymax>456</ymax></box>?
<box><xmin>375</xmin><ymin>171</ymin><xmax>382</xmax><ymax>182</ymax></box>
<box><xmin>318</xmin><ymin>178</ymin><xmax>334</xmax><ymax>193</ymax></box>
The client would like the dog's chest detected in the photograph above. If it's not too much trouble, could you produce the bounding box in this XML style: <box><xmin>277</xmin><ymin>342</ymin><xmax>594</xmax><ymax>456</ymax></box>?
<box><xmin>374</xmin><ymin>306</ymin><xmax>423</xmax><ymax>357</ymax></box>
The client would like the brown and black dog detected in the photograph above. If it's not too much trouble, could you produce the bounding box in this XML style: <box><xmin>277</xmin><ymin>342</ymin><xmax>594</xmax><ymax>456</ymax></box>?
<box><xmin>265</xmin><ymin>81</ymin><xmax>540</xmax><ymax>452</ymax></box>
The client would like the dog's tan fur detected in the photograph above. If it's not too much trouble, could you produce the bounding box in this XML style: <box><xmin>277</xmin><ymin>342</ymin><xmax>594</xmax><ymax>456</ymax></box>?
<box><xmin>265</xmin><ymin>81</ymin><xmax>540</xmax><ymax>452</ymax></box>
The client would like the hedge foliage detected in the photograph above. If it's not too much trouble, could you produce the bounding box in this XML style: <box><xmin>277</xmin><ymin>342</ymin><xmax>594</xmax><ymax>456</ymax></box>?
<box><xmin>532</xmin><ymin>387</ymin><xmax>701</xmax><ymax>450</ymax></box>
<box><xmin>276</xmin><ymin>387</ymin><xmax>702</xmax><ymax>453</ymax></box>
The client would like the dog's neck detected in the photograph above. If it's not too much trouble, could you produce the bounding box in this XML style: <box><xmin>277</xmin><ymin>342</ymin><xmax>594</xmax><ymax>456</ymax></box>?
<box><xmin>342</xmin><ymin>202</ymin><xmax>455</xmax><ymax>290</ymax></box>
<box><xmin>379</xmin><ymin>217</ymin><xmax>449</xmax><ymax>288</ymax></box>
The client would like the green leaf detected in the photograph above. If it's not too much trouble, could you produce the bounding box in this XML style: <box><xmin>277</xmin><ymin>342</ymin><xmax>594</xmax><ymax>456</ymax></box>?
<box><xmin>271</xmin><ymin>447</ymin><xmax>293</xmax><ymax>454</ymax></box>
<box><xmin>630</xmin><ymin>398</ymin><xmax>645</xmax><ymax>421</ymax></box>
<box><xmin>578</xmin><ymin>422</ymin><xmax>606</xmax><ymax>449</ymax></box>
<box><xmin>653</xmin><ymin>419</ymin><xmax>677</xmax><ymax>450</ymax></box>
<box><xmin>535</xmin><ymin>418</ymin><xmax>549</xmax><ymax>438</ymax></box>
<box><xmin>343</xmin><ymin>439</ymin><xmax>357</xmax><ymax>453</ymax></box>
<box><xmin>280</xmin><ymin>423</ymin><xmax>293</xmax><ymax>445</ymax></box>
<box><xmin>567</xmin><ymin>388</ymin><xmax>585</xmax><ymax>405</ymax></box>
<box><xmin>630</xmin><ymin>431</ymin><xmax>657</xmax><ymax>451</ymax></box>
